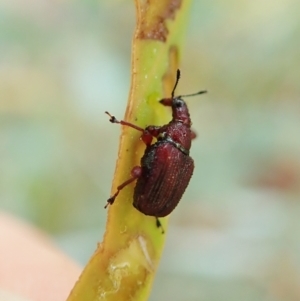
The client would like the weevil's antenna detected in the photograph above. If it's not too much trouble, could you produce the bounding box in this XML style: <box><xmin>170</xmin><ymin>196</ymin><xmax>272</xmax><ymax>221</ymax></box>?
<box><xmin>171</xmin><ymin>69</ymin><xmax>181</xmax><ymax>98</ymax></box>
<box><xmin>179</xmin><ymin>90</ymin><xmax>207</xmax><ymax>98</ymax></box>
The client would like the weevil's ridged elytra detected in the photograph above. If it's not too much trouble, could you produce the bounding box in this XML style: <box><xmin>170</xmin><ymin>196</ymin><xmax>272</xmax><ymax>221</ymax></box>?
<box><xmin>105</xmin><ymin>70</ymin><xmax>207</xmax><ymax>231</ymax></box>
<box><xmin>134</xmin><ymin>141</ymin><xmax>194</xmax><ymax>217</ymax></box>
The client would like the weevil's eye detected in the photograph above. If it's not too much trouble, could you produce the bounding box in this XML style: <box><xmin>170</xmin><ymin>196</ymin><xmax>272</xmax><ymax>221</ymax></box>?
<box><xmin>173</xmin><ymin>98</ymin><xmax>184</xmax><ymax>108</ymax></box>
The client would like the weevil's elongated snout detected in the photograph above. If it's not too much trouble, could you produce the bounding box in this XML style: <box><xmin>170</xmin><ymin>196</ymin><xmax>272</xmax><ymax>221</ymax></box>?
<box><xmin>159</xmin><ymin>98</ymin><xmax>172</xmax><ymax>106</ymax></box>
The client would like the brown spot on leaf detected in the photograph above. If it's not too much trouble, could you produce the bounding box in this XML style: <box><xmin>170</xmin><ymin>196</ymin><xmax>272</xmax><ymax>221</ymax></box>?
<box><xmin>137</xmin><ymin>0</ymin><xmax>182</xmax><ymax>42</ymax></box>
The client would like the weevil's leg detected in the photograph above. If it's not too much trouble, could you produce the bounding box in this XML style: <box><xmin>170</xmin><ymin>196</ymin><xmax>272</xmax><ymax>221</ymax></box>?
<box><xmin>155</xmin><ymin>217</ymin><xmax>165</xmax><ymax>234</ymax></box>
<box><xmin>105</xmin><ymin>111</ymin><xmax>157</xmax><ymax>146</ymax></box>
<box><xmin>105</xmin><ymin>111</ymin><xmax>144</xmax><ymax>133</ymax></box>
<box><xmin>141</xmin><ymin>125</ymin><xmax>163</xmax><ymax>145</ymax></box>
<box><xmin>191</xmin><ymin>130</ymin><xmax>197</xmax><ymax>140</ymax></box>
<box><xmin>105</xmin><ymin>166</ymin><xmax>142</xmax><ymax>209</ymax></box>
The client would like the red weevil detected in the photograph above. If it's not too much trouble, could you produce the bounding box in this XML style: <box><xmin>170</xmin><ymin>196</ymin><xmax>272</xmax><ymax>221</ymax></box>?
<box><xmin>105</xmin><ymin>70</ymin><xmax>206</xmax><ymax>232</ymax></box>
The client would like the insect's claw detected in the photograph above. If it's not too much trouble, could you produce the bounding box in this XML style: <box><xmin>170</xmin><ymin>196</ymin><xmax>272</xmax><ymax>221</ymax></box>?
<box><xmin>105</xmin><ymin>111</ymin><xmax>118</xmax><ymax>123</ymax></box>
<box><xmin>156</xmin><ymin>217</ymin><xmax>165</xmax><ymax>234</ymax></box>
<box><xmin>104</xmin><ymin>196</ymin><xmax>115</xmax><ymax>209</ymax></box>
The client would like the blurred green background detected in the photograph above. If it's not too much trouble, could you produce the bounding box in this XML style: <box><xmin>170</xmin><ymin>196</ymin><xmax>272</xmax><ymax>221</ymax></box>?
<box><xmin>1</xmin><ymin>0</ymin><xmax>300</xmax><ymax>300</ymax></box>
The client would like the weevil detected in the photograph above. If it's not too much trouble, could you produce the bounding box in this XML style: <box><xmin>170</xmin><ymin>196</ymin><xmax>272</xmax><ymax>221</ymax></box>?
<box><xmin>105</xmin><ymin>70</ymin><xmax>206</xmax><ymax>232</ymax></box>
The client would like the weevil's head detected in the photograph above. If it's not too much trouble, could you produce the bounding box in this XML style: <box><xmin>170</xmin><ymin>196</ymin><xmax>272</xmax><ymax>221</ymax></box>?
<box><xmin>159</xmin><ymin>69</ymin><xmax>206</xmax><ymax>128</ymax></box>
<box><xmin>160</xmin><ymin>96</ymin><xmax>191</xmax><ymax>127</ymax></box>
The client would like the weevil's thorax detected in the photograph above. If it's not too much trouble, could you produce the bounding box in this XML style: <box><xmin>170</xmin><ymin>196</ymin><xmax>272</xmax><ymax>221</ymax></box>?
<box><xmin>158</xmin><ymin>97</ymin><xmax>192</xmax><ymax>153</ymax></box>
